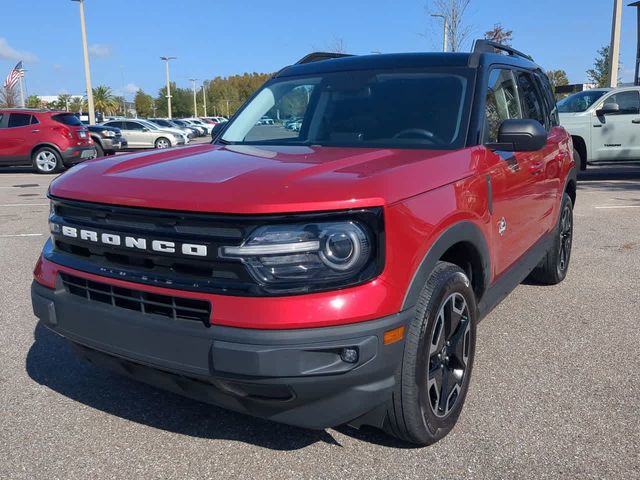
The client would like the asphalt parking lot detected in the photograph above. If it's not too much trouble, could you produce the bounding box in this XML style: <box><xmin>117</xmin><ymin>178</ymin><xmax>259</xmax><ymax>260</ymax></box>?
<box><xmin>1</xmin><ymin>160</ymin><xmax>639</xmax><ymax>479</ymax></box>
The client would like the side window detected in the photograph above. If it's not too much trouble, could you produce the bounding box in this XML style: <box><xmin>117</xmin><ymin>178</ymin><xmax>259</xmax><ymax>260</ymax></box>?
<box><xmin>517</xmin><ymin>73</ymin><xmax>546</xmax><ymax>128</ymax></box>
<box><xmin>125</xmin><ymin>121</ymin><xmax>143</xmax><ymax>131</ymax></box>
<box><xmin>8</xmin><ymin>113</ymin><xmax>32</xmax><ymax>128</ymax></box>
<box><xmin>484</xmin><ymin>69</ymin><xmax>522</xmax><ymax>143</ymax></box>
<box><xmin>604</xmin><ymin>91</ymin><xmax>640</xmax><ymax>115</ymax></box>
<box><xmin>0</xmin><ymin>113</ymin><xmax>4</xmax><ymax>128</ymax></box>
<box><xmin>30</xmin><ymin>115</ymin><xmax>39</xmax><ymax>125</ymax></box>
<box><xmin>535</xmin><ymin>72</ymin><xmax>559</xmax><ymax>127</ymax></box>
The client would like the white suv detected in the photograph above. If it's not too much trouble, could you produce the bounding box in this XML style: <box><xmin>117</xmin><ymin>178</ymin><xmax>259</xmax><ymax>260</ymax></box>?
<box><xmin>559</xmin><ymin>87</ymin><xmax>640</xmax><ymax>170</ymax></box>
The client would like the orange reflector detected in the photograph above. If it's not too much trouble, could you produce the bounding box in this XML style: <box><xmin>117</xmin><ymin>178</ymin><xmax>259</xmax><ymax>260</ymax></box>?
<box><xmin>383</xmin><ymin>326</ymin><xmax>405</xmax><ymax>345</ymax></box>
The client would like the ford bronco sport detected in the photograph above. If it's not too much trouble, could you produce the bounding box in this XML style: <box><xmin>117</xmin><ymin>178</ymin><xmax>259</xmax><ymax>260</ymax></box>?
<box><xmin>32</xmin><ymin>40</ymin><xmax>576</xmax><ymax>445</ymax></box>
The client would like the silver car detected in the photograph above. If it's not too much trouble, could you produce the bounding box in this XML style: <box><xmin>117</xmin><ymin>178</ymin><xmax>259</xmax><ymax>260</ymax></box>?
<box><xmin>101</xmin><ymin>120</ymin><xmax>182</xmax><ymax>149</ymax></box>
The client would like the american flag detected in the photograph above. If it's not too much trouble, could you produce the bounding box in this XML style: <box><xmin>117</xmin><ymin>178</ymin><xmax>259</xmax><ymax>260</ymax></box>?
<box><xmin>4</xmin><ymin>61</ymin><xmax>24</xmax><ymax>90</ymax></box>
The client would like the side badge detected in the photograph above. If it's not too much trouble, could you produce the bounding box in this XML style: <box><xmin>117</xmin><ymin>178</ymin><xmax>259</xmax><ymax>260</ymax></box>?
<box><xmin>498</xmin><ymin>217</ymin><xmax>507</xmax><ymax>236</ymax></box>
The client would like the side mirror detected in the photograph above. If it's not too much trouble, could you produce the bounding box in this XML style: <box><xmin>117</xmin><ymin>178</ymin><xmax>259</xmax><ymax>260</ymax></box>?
<box><xmin>211</xmin><ymin>122</ymin><xmax>225</xmax><ymax>140</ymax></box>
<box><xmin>595</xmin><ymin>102</ymin><xmax>619</xmax><ymax>117</ymax></box>
<box><xmin>487</xmin><ymin>119</ymin><xmax>547</xmax><ymax>152</ymax></box>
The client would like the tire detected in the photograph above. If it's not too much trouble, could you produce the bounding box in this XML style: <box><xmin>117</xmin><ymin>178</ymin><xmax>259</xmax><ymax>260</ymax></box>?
<box><xmin>94</xmin><ymin>142</ymin><xmax>105</xmax><ymax>158</ymax></box>
<box><xmin>155</xmin><ymin>137</ymin><xmax>171</xmax><ymax>149</ymax></box>
<box><xmin>32</xmin><ymin>147</ymin><xmax>63</xmax><ymax>174</ymax></box>
<box><xmin>384</xmin><ymin>261</ymin><xmax>477</xmax><ymax>445</ymax></box>
<box><xmin>528</xmin><ymin>193</ymin><xmax>573</xmax><ymax>285</ymax></box>
<box><xmin>575</xmin><ymin>148</ymin><xmax>586</xmax><ymax>171</ymax></box>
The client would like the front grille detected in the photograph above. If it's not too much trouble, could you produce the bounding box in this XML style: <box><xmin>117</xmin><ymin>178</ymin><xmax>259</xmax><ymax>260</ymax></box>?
<box><xmin>61</xmin><ymin>272</ymin><xmax>211</xmax><ymax>325</ymax></box>
<box><xmin>48</xmin><ymin>197</ymin><xmax>260</xmax><ymax>295</ymax></box>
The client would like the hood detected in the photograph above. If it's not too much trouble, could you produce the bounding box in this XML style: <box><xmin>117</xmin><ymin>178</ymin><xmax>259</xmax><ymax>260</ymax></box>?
<box><xmin>50</xmin><ymin>144</ymin><xmax>479</xmax><ymax>214</ymax></box>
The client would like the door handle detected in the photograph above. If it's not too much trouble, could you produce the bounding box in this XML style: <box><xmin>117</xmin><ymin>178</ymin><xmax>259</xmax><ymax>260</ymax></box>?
<box><xmin>31</xmin><ymin>129</ymin><xmax>40</xmax><ymax>133</ymax></box>
<box><xmin>529</xmin><ymin>162</ymin><xmax>544</xmax><ymax>175</ymax></box>
<box><xmin>632</xmin><ymin>119</ymin><xmax>640</xmax><ymax>124</ymax></box>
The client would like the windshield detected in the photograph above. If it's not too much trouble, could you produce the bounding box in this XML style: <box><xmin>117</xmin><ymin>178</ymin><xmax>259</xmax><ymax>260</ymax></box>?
<box><xmin>138</xmin><ymin>120</ymin><xmax>160</xmax><ymax>130</ymax></box>
<box><xmin>558</xmin><ymin>90</ymin><xmax>609</xmax><ymax>113</ymax></box>
<box><xmin>221</xmin><ymin>67</ymin><xmax>473</xmax><ymax>149</ymax></box>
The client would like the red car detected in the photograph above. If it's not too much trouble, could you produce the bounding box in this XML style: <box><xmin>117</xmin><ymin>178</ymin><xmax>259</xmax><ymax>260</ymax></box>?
<box><xmin>0</xmin><ymin>109</ymin><xmax>96</xmax><ymax>173</ymax></box>
<box><xmin>32</xmin><ymin>41</ymin><xmax>576</xmax><ymax>445</ymax></box>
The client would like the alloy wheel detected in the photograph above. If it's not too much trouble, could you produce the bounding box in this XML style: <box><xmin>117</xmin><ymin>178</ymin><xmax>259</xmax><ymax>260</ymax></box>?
<box><xmin>35</xmin><ymin>151</ymin><xmax>57</xmax><ymax>172</ymax></box>
<box><xmin>427</xmin><ymin>292</ymin><xmax>471</xmax><ymax>418</ymax></box>
<box><xmin>156</xmin><ymin>139</ymin><xmax>170</xmax><ymax>148</ymax></box>
<box><xmin>558</xmin><ymin>203</ymin><xmax>573</xmax><ymax>271</ymax></box>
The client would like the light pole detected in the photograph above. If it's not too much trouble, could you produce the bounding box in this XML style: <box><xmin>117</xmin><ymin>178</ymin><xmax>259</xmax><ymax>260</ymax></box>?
<box><xmin>224</xmin><ymin>98</ymin><xmax>230</xmax><ymax>118</ymax></box>
<box><xmin>201</xmin><ymin>83</ymin><xmax>208</xmax><ymax>117</ymax></box>
<box><xmin>72</xmin><ymin>0</ymin><xmax>95</xmax><ymax>124</ymax></box>
<box><xmin>609</xmin><ymin>0</ymin><xmax>623</xmax><ymax>87</ymax></box>
<box><xmin>629</xmin><ymin>2</ymin><xmax>640</xmax><ymax>86</ymax></box>
<box><xmin>189</xmin><ymin>78</ymin><xmax>198</xmax><ymax>117</ymax></box>
<box><xmin>160</xmin><ymin>56</ymin><xmax>176</xmax><ymax>118</ymax></box>
<box><xmin>431</xmin><ymin>13</ymin><xmax>448</xmax><ymax>53</ymax></box>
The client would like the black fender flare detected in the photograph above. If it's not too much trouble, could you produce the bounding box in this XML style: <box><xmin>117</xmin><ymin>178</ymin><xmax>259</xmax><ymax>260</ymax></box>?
<box><xmin>401</xmin><ymin>221</ymin><xmax>491</xmax><ymax>310</ymax></box>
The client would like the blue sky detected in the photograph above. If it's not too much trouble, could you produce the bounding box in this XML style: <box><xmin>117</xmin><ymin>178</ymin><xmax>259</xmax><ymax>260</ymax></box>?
<box><xmin>2</xmin><ymin>0</ymin><xmax>638</xmax><ymax>99</ymax></box>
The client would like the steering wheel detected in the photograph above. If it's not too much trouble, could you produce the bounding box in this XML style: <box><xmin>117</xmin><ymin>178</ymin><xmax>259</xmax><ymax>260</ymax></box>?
<box><xmin>393</xmin><ymin>128</ymin><xmax>442</xmax><ymax>143</ymax></box>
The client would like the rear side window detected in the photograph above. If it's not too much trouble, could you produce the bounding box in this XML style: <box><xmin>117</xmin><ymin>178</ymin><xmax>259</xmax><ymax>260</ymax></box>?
<box><xmin>484</xmin><ymin>69</ymin><xmax>522</xmax><ymax>143</ymax></box>
<box><xmin>31</xmin><ymin>116</ymin><xmax>39</xmax><ymax>125</ymax></box>
<box><xmin>8</xmin><ymin>113</ymin><xmax>32</xmax><ymax>128</ymax></box>
<box><xmin>535</xmin><ymin>72</ymin><xmax>559</xmax><ymax>127</ymax></box>
<box><xmin>517</xmin><ymin>73</ymin><xmax>546</xmax><ymax>128</ymax></box>
<box><xmin>604</xmin><ymin>91</ymin><xmax>640</xmax><ymax>115</ymax></box>
<box><xmin>52</xmin><ymin>113</ymin><xmax>83</xmax><ymax>126</ymax></box>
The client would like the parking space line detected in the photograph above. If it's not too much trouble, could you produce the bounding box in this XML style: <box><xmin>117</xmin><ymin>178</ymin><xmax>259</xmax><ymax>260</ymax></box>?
<box><xmin>0</xmin><ymin>233</ymin><xmax>44</xmax><ymax>238</ymax></box>
<box><xmin>0</xmin><ymin>203</ymin><xmax>49</xmax><ymax>207</ymax></box>
<box><xmin>595</xmin><ymin>205</ymin><xmax>640</xmax><ymax>209</ymax></box>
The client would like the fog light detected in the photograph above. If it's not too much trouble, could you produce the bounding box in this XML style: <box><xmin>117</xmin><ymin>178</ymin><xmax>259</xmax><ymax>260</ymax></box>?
<box><xmin>340</xmin><ymin>347</ymin><xmax>359</xmax><ymax>364</ymax></box>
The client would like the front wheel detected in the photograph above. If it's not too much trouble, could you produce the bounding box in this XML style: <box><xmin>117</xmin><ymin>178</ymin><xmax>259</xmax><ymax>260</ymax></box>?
<box><xmin>94</xmin><ymin>142</ymin><xmax>105</xmax><ymax>158</ymax></box>
<box><xmin>155</xmin><ymin>137</ymin><xmax>171</xmax><ymax>149</ymax></box>
<box><xmin>529</xmin><ymin>193</ymin><xmax>573</xmax><ymax>285</ymax></box>
<box><xmin>384</xmin><ymin>261</ymin><xmax>477</xmax><ymax>445</ymax></box>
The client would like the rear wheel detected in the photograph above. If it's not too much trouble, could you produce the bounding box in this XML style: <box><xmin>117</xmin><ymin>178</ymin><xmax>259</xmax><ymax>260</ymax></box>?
<box><xmin>529</xmin><ymin>193</ymin><xmax>573</xmax><ymax>285</ymax></box>
<box><xmin>32</xmin><ymin>147</ymin><xmax>62</xmax><ymax>174</ymax></box>
<box><xmin>155</xmin><ymin>137</ymin><xmax>171</xmax><ymax>149</ymax></box>
<box><xmin>384</xmin><ymin>261</ymin><xmax>477</xmax><ymax>445</ymax></box>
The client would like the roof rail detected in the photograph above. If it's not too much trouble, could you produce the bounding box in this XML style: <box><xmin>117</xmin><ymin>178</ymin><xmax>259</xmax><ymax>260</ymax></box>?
<box><xmin>472</xmin><ymin>39</ymin><xmax>533</xmax><ymax>61</ymax></box>
<box><xmin>295</xmin><ymin>52</ymin><xmax>353</xmax><ymax>65</ymax></box>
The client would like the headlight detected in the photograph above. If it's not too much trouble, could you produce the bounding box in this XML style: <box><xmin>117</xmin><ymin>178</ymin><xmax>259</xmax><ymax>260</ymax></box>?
<box><xmin>221</xmin><ymin>219</ymin><xmax>381</xmax><ymax>290</ymax></box>
<box><xmin>101</xmin><ymin>130</ymin><xmax>116</xmax><ymax>137</ymax></box>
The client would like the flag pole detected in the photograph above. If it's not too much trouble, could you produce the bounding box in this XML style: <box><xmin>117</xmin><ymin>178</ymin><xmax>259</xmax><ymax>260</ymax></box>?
<box><xmin>18</xmin><ymin>68</ymin><xmax>25</xmax><ymax>107</ymax></box>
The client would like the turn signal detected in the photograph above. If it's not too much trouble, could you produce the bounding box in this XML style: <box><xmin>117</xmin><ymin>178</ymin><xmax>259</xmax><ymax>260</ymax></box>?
<box><xmin>383</xmin><ymin>326</ymin><xmax>405</xmax><ymax>345</ymax></box>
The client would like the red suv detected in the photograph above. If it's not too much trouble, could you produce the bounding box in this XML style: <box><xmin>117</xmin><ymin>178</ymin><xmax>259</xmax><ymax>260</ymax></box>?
<box><xmin>0</xmin><ymin>109</ymin><xmax>96</xmax><ymax>173</ymax></box>
<box><xmin>32</xmin><ymin>41</ymin><xmax>576</xmax><ymax>445</ymax></box>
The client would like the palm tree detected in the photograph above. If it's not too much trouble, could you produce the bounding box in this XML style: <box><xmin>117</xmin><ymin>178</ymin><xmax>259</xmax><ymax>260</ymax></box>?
<box><xmin>69</xmin><ymin>96</ymin><xmax>86</xmax><ymax>113</ymax></box>
<box><xmin>91</xmin><ymin>85</ymin><xmax>119</xmax><ymax>115</ymax></box>
<box><xmin>57</xmin><ymin>94</ymin><xmax>72</xmax><ymax>112</ymax></box>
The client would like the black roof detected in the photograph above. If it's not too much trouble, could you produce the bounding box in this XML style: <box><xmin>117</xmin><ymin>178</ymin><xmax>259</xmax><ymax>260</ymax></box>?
<box><xmin>276</xmin><ymin>40</ymin><xmax>540</xmax><ymax>78</ymax></box>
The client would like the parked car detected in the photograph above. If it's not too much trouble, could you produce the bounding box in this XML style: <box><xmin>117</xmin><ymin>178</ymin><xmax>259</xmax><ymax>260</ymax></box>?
<box><xmin>170</xmin><ymin>119</ymin><xmax>202</xmax><ymax>137</ymax></box>
<box><xmin>101</xmin><ymin>119</ymin><xmax>182</xmax><ymax>149</ymax></box>
<box><xmin>558</xmin><ymin>87</ymin><xmax>640</xmax><ymax>170</ymax></box>
<box><xmin>177</xmin><ymin>119</ymin><xmax>206</xmax><ymax>136</ymax></box>
<box><xmin>184</xmin><ymin>118</ymin><xmax>214</xmax><ymax>134</ymax></box>
<box><xmin>148</xmin><ymin>118</ymin><xmax>194</xmax><ymax>138</ymax></box>
<box><xmin>137</xmin><ymin>119</ymin><xmax>190</xmax><ymax>144</ymax></box>
<box><xmin>0</xmin><ymin>109</ymin><xmax>96</xmax><ymax>173</ymax></box>
<box><xmin>86</xmin><ymin>124</ymin><xmax>127</xmax><ymax>157</ymax></box>
<box><xmin>32</xmin><ymin>41</ymin><xmax>576</xmax><ymax>446</ymax></box>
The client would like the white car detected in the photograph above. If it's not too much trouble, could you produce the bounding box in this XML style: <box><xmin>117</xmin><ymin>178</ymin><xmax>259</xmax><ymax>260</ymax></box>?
<box><xmin>101</xmin><ymin>120</ymin><xmax>182</xmax><ymax>149</ymax></box>
<box><xmin>184</xmin><ymin>118</ymin><xmax>214</xmax><ymax>134</ymax></box>
<box><xmin>140</xmin><ymin>119</ymin><xmax>190</xmax><ymax>144</ymax></box>
<box><xmin>558</xmin><ymin>87</ymin><xmax>640</xmax><ymax>170</ymax></box>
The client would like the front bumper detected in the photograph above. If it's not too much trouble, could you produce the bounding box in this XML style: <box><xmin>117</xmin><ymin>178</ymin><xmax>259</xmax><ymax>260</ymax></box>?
<box><xmin>101</xmin><ymin>137</ymin><xmax>124</xmax><ymax>152</ymax></box>
<box><xmin>61</xmin><ymin>145</ymin><xmax>97</xmax><ymax>165</ymax></box>
<box><xmin>31</xmin><ymin>279</ymin><xmax>410</xmax><ymax>429</ymax></box>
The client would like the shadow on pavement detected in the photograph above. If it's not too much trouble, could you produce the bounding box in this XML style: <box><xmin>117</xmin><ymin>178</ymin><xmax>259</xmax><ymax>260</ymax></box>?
<box><xmin>578</xmin><ymin>162</ymin><xmax>640</xmax><ymax>183</ymax></box>
<box><xmin>26</xmin><ymin>322</ymin><xmax>413</xmax><ymax>450</ymax></box>
<box><xmin>26</xmin><ymin>322</ymin><xmax>343</xmax><ymax>450</ymax></box>
<box><xmin>0</xmin><ymin>166</ymin><xmax>39</xmax><ymax>175</ymax></box>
